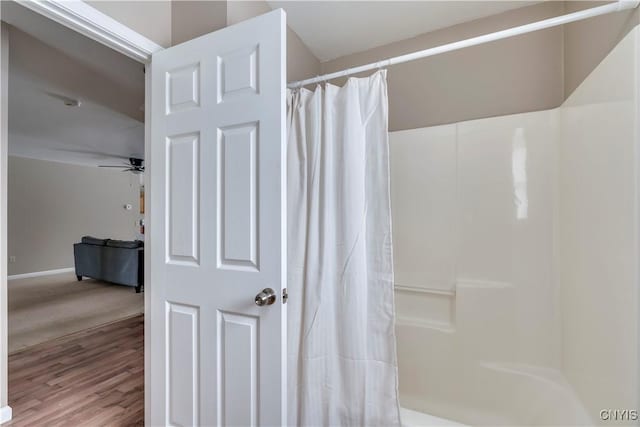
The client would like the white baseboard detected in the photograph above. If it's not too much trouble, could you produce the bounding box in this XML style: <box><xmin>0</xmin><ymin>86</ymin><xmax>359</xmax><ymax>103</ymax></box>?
<box><xmin>8</xmin><ymin>267</ymin><xmax>74</xmax><ymax>281</ymax></box>
<box><xmin>0</xmin><ymin>406</ymin><xmax>12</xmax><ymax>424</ymax></box>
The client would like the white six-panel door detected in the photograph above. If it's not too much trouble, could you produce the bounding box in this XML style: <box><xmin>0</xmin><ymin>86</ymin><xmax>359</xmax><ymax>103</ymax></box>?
<box><xmin>149</xmin><ymin>10</ymin><xmax>286</xmax><ymax>426</ymax></box>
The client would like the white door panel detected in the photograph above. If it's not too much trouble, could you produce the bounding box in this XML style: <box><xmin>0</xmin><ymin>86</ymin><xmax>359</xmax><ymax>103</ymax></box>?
<box><xmin>150</xmin><ymin>10</ymin><xmax>286</xmax><ymax>426</ymax></box>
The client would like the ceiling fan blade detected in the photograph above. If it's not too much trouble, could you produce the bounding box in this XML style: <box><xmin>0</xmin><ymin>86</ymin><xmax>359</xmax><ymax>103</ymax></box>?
<box><xmin>97</xmin><ymin>165</ymin><xmax>144</xmax><ymax>174</ymax></box>
<box><xmin>43</xmin><ymin>91</ymin><xmax>80</xmax><ymax>106</ymax></box>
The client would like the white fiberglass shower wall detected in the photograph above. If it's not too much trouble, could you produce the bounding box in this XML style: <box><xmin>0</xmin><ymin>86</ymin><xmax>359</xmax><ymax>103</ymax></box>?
<box><xmin>390</xmin><ymin>26</ymin><xmax>639</xmax><ymax>426</ymax></box>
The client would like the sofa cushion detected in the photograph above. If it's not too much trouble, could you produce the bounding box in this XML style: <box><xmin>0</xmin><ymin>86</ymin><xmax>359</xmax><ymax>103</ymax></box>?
<box><xmin>81</xmin><ymin>236</ymin><xmax>108</xmax><ymax>246</ymax></box>
<box><xmin>106</xmin><ymin>239</ymin><xmax>143</xmax><ymax>249</ymax></box>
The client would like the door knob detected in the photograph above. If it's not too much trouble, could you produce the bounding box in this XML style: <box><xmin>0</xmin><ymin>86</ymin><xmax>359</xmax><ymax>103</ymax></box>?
<box><xmin>255</xmin><ymin>288</ymin><xmax>276</xmax><ymax>306</ymax></box>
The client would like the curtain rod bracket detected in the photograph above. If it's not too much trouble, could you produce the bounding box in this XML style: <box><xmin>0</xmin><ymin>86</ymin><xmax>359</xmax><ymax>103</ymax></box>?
<box><xmin>618</xmin><ymin>0</ymin><xmax>640</xmax><ymax>11</ymax></box>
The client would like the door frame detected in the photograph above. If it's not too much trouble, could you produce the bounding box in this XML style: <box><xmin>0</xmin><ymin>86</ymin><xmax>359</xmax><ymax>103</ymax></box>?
<box><xmin>0</xmin><ymin>1</ymin><xmax>163</xmax><ymax>423</ymax></box>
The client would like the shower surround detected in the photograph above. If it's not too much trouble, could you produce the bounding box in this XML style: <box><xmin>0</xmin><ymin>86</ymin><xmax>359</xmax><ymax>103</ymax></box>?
<box><xmin>390</xmin><ymin>26</ymin><xmax>639</xmax><ymax>426</ymax></box>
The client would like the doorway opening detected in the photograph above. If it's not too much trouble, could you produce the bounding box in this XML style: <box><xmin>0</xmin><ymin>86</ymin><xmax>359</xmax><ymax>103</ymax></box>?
<box><xmin>2</xmin><ymin>2</ymin><xmax>148</xmax><ymax>424</ymax></box>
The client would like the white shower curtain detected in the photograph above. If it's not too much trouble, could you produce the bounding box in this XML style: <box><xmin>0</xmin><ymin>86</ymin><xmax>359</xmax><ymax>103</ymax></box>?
<box><xmin>286</xmin><ymin>70</ymin><xmax>401</xmax><ymax>427</ymax></box>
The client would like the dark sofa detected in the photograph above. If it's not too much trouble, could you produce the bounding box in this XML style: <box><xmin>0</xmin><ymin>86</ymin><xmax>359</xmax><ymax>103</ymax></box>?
<box><xmin>73</xmin><ymin>236</ymin><xmax>144</xmax><ymax>292</ymax></box>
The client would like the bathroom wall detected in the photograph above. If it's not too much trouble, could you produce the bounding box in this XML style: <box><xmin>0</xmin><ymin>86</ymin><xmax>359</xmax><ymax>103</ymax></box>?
<box><xmin>558</xmin><ymin>25</ymin><xmax>639</xmax><ymax>423</ymax></box>
<box><xmin>323</xmin><ymin>2</ymin><xmax>564</xmax><ymax>132</ymax></box>
<box><xmin>563</xmin><ymin>1</ymin><xmax>639</xmax><ymax>98</ymax></box>
<box><xmin>171</xmin><ymin>0</ymin><xmax>227</xmax><ymax>46</ymax></box>
<box><xmin>322</xmin><ymin>2</ymin><xmax>640</xmax><ymax>132</ymax></box>
<box><xmin>390</xmin><ymin>25</ymin><xmax>640</xmax><ymax>426</ymax></box>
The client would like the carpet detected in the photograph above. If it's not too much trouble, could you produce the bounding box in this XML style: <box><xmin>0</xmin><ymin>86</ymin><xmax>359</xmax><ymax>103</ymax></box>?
<box><xmin>8</xmin><ymin>272</ymin><xmax>144</xmax><ymax>354</ymax></box>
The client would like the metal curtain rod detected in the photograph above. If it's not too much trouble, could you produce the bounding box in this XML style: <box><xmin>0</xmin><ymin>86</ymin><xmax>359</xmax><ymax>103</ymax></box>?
<box><xmin>288</xmin><ymin>0</ymin><xmax>640</xmax><ymax>89</ymax></box>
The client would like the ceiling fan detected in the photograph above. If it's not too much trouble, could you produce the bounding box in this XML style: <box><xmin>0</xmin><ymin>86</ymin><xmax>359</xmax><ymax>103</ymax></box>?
<box><xmin>99</xmin><ymin>157</ymin><xmax>145</xmax><ymax>174</ymax></box>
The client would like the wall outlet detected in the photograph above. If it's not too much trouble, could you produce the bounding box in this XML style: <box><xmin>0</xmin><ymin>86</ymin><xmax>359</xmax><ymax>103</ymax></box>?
<box><xmin>8</xmin><ymin>256</ymin><xmax>15</xmax><ymax>263</ymax></box>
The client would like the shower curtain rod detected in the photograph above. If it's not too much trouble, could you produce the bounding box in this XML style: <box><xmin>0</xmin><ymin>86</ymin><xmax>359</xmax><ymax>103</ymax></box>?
<box><xmin>288</xmin><ymin>0</ymin><xmax>639</xmax><ymax>89</ymax></box>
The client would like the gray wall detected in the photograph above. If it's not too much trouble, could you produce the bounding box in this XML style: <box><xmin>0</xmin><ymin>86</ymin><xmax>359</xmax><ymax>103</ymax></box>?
<box><xmin>171</xmin><ymin>0</ymin><xmax>227</xmax><ymax>46</ymax></box>
<box><xmin>87</xmin><ymin>1</ymin><xmax>172</xmax><ymax>48</ymax></box>
<box><xmin>564</xmin><ymin>1</ymin><xmax>639</xmax><ymax>98</ymax></box>
<box><xmin>321</xmin><ymin>1</ymin><xmax>640</xmax><ymax>131</ymax></box>
<box><xmin>7</xmin><ymin>156</ymin><xmax>140</xmax><ymax>275</ymax></box>
<box><xmin>322</xmin><ymin>2</ymin><xmax>564</xmax><ymax>131</ymax></box>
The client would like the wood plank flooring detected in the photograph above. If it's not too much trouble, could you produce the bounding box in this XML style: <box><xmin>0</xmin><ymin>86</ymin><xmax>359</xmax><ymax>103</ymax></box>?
<box><xmin>7</xmin><ymin>315</ymin><xmax>144</xmax><ymax>426</ymax></box>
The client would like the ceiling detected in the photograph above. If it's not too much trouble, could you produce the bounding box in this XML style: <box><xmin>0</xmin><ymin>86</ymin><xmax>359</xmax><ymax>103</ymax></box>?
<box><xmin>1</xmin><ymin>1</ymin><xmax>145</xmax><ymax>166</ymax></box>
<box><xmin>267</xmin><ymin>1</ymin><xmax>539</xmax><ymax>61</ymax></box>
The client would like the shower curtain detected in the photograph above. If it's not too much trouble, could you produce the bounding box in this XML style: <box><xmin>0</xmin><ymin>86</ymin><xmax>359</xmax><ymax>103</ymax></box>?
<box><xmin>286</xmin><ymin>70</ymin><xmax>401</xmax><ymax>426</ymax></box>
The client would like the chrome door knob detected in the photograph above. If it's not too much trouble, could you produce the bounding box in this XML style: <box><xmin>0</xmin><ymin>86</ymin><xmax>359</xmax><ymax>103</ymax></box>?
<box><xmin>255</xmin><ymin>288</ymin><xmax>276</xmax><ymax>306</ymax></box>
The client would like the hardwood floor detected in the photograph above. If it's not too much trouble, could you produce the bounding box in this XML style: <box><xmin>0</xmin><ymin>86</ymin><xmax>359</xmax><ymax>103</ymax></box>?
<box><xmin>7</xmin><ymin>315</ymin><xmax>144</xmax><ymax>426</ymax></box>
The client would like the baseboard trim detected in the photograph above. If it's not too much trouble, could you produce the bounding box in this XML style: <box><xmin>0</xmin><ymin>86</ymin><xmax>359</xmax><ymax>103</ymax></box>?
<box><xmin>8</xmin><ymin>267</ymin><xmax>74</xmax><ymax>281</ymax></box>
<box><xmin>0</xmin><ymin>406</ymin><xmax>12</xmax><ymax>424</ymax></box>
